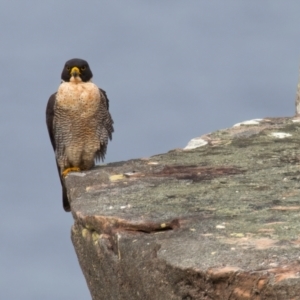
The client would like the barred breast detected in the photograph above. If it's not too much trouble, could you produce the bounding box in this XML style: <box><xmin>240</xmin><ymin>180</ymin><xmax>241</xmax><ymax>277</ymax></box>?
<box><xmin>54</xmin><ymin>81</ymin><xmax>101</xmax><ymax>171</ymax></box>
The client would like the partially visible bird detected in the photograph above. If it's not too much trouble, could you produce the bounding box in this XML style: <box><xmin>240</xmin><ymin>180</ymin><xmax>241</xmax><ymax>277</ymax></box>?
<box><xmin>46</xmin><ymin>58</ymin><xmax>114</xmax><ymax>212</ymax></box>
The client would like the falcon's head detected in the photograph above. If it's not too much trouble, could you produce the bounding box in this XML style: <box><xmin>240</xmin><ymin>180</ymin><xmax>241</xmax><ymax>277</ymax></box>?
<box><xmin>61</xmin><ymin>58</ymin><xmax>93</xmax><ymax>82</ymax></box>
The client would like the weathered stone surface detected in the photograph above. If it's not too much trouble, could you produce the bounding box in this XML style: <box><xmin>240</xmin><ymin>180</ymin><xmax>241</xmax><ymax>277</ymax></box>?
<box><xmin>66</xmin><ymin>116</ymin><xmax>300</xmax><ymax>300</ymax></box>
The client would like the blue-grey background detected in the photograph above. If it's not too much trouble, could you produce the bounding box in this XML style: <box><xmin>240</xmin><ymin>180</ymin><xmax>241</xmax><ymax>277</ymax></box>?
<box><xmin>0</xmin><ymin>1</ymin><xmax>298</xmax><ymax>299</ymax></box>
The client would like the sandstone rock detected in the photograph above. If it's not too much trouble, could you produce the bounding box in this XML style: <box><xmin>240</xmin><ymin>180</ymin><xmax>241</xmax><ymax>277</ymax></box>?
<box><xmin>66</xmin><ymin>116</ymin><xmax>300</xmax><ymax>300</ymax></box>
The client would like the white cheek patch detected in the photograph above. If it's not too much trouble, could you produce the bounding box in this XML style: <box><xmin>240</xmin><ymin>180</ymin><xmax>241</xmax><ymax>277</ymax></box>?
<box><xmin>70</xmin><ymin>76</ymin><xmax>82</xmax><ymax>83</ymax></box>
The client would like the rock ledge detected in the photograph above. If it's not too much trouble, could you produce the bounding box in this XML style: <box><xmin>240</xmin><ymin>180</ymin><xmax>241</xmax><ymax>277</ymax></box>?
<box><xmin>66</xmin><ymin>117</ymin><xmax>300</xmax><ymax>300</ymax></box>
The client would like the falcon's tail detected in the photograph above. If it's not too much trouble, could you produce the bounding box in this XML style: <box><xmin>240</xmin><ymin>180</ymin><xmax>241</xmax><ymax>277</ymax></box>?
<box><xmin>62</xmin><ymin>183</ymin><xmax>70</xmax><ymax>212</ymax></box>
<box><xmin>55</xmin><ymin>161</ymin><xmax>71</xmax><ymax>212</ymax></box>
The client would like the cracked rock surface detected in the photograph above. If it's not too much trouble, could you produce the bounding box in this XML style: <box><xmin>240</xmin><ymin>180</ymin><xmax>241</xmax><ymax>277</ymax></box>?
<box><xmin>66</xmin><ymin>116</ymin><xmax>300</xmax><ymax>300</ymax></box>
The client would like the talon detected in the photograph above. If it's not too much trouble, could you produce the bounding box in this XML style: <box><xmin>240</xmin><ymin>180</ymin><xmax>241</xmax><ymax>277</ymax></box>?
<box><xmin>62</xmin><ymin>167</ymin><xmax>81</xmax><ymax>177</ymax></box>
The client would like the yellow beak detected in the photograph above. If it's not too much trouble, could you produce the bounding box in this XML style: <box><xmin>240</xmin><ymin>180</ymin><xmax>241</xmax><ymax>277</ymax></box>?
<box><xmin>71</xmin><ymin>66</ymin><xmax>80</xmax><ymax>77</ymax></box>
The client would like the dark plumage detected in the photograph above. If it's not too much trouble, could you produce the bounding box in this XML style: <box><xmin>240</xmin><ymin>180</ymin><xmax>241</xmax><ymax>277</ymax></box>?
<box><xmin>46</xmin><ymin>58</ymin><xmax>114</xmax><ymax>212</ymax></box>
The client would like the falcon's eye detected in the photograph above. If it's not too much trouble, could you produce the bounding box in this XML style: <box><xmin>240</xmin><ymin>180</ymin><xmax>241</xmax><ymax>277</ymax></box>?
<box><xmin>81</xmin><ymin>66</ymin><xmax>86</xmax><ymax>71</ymax></box>
<box><xmin>66</xmin><ymin>66</ymin><xmax>70</xmax><ymax>71</ymax></box>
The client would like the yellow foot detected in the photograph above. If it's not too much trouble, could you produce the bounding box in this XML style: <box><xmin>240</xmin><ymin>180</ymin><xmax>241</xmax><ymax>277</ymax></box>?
<box><xmin>62</xmin><ymin>167</ymin><xmax>81</xmax><ymax>177</ymax></box>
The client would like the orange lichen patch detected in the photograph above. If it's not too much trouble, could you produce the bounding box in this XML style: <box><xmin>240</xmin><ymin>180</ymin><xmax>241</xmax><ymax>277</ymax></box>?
<box><xmin>223</xmin><ymin>237</ymin><xmax>278</xmax><ymax>250</ymax></box>
<box><xmin>270</xmin><ymin>206</ymin><xmax>300</xmax><ymax>211</ymax></box>
<box><xmin>274</xmin><ymin>271</ymin><xmax>300</xmax><ymax>283</ymax></box>
<box><xmin>223</xmin><ymin>237</ymin><xmax>247</xmax><ymax>245</ymax></box>
<box><xmin>207</xmin><ymin>266</ymin><xmax>241</xmax><ymax>279</ymax></box>
<box><xmin>86</xmin><ymin>184</ymin><xmax>109</xmax><ymax>192</ymax></box>
<box><xmin>248</xmin><ymin>238</ymin><xmax>277</xmax><ymax>250</ymax></box>
<box><xmin>257</xmin><ymin>278</ymin><xmax>268</xmax><ymax>290</ymax></box>
<box><xmin>232</xmin><ymin>287</ymin><xmax>251</xmax><ymax>299</ymax></box>
<box><xmin>291</xmin><ymin>238</ymin><xmax>300</xmax><ymax>245</ymax></box>
<box><xmin>281</xmin><ymin>190</ymin><xmax>300</xmax><ymax>198</ymax></box>
<box><xmin>265</xmin><ymin>263</ymin><xmax>300</xmax><ymax>284</ymax></box>
<box><xmin>263</xmin><ymin>222</ymin><xmax>286</xmax><ymax>226</ymax></box>
<box><xmin>257</xmin><ymin>228</ymin><xmax>275</xmax><ymax>233</ymax></box>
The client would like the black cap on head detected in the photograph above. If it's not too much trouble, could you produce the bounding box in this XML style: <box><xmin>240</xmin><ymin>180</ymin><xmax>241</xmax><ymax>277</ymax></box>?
<box><xmin>61</xmin><ymin>58</ymin><xmax>93</xmax><ymax>82</ymax></box>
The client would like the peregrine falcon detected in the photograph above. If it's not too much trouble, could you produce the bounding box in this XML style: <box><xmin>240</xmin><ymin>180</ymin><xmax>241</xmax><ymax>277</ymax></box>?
<box><xmin>46</xmin><ymin>58</ymin><xmax>114</xmax><ymax>212</ymax></box>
